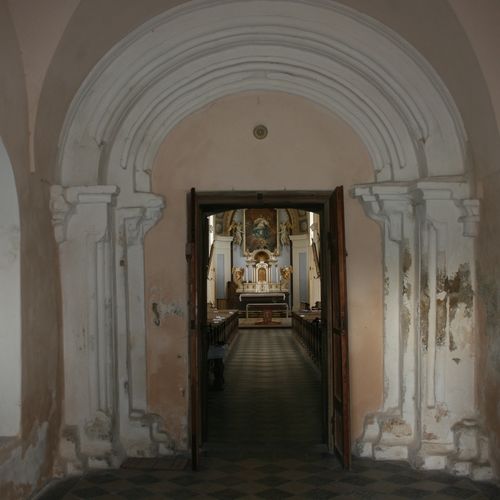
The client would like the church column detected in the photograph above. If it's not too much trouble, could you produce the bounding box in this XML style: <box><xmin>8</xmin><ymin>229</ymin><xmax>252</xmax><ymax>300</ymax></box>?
<box><xmin>51</xmin><ymin>185</ymin><xmax>119</xmax><ymax>472</ymax></box>
<box><xmin>213</xmin><ymin>236</ymin><xmax>233</xmax><ymax>306</ymax></box>
<box><xmin>354</xmin><ymin>184</ymin><xmax>418</xmax><ymax>460</ymax></box>
<box><xmin>290</xmin><ymin>234</ymin><xmax>310</xmax><ymax>310</ymax></box>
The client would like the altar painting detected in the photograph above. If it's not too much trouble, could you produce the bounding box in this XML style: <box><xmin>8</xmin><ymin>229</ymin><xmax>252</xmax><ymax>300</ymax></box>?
<box><xmin>244</xmin><ymin>208</ymin><xmax>278</xmax><ymax>253</ymax></box>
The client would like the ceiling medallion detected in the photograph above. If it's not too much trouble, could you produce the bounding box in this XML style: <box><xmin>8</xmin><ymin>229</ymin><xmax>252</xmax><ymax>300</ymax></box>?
<box><xmin>253</xmin><ymin>124</ymin><xmax>268</xmax><ymax>140</ymax></box>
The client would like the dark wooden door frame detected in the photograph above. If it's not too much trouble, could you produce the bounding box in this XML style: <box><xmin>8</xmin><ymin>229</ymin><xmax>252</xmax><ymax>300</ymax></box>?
<box><xmin>187</xmin><ymin>189</ymin><xmax>351</xmax><ymax>468</ymax></box>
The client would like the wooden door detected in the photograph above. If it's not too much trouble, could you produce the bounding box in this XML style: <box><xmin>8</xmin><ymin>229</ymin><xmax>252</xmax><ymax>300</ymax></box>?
<box><xmin>329</xmin><ymin>186</ymin><xmax>351</xmax><ymax>468</ymax></box>
<box><xmin>187</xmin><ymin>188</ymin><xmax>202</xmax><ymax>470</ymax></box>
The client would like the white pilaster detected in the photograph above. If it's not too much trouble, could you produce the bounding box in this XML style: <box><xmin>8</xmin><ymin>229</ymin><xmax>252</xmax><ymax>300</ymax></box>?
<box><xmin>354</xmin><ymin>184</ymin><xmax>418</xmax><ymax>460</ymax></box>
<box><xmin>353</xmin><ymin>180</ymin><xmax>491</xmax><ymax>478</ymax></box>
<box><xmin>414</xmin><ymin>183</ymin><xmax>488</xmax><ymax>476</ymax></box>
<box><xmin>51</xmin><ymin>185</ymin><xmax>119</xmax><ymax>470</ymax></box>
<box><xmin>114</xmin><ymin>193</ymin><xmax>166</xmax><ymax>457</ymax></box>
<box><xmin>213</xmin><ymin>236</ymin><xmax>233</xmax><ymax>302</ymax></box>
<box><xmin>290</xmin><ymin>234</ymin><xmax>309</xmax><ymax>311</ymax></box>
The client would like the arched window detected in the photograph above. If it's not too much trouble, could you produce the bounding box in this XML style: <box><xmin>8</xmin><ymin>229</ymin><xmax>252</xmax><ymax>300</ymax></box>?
<box><xmin>0</xmin><ymin>138</ymin><xmax>21</xmax><ymax>437</ymax></box>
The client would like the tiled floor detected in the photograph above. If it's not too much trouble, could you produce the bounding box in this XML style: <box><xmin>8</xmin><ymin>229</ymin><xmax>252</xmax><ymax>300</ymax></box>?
<box><xmin>36</xmin><ymin>452</ymin><xmax>500</xmax><ymax>499</ymax></box>
<box><xmin>36</xmin><ymin>329</ymin><xmax>500</xmax><ymax>499</ymax></box>
<box><xmin>207</xmin><ymin>328</ymin><xmax>323</xmax><ymax>450</ymax></box>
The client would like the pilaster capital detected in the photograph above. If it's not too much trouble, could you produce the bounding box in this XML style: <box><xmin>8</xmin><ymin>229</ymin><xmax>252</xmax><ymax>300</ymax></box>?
<box><xmin>413</xmin><ymin>181</ymin><xmax>479</xmax><ymax>238</ymax></box>
<box><xmin>117</xmin><ymin>194</ymin><xmax>165</xmax><ymax>246</ymax></box>
<box><xmin>352</xmin><ymin>183</ymin><xmax>413</xmax><ymax>242</ymax></box>
<box><xmin>50</xmin><ymin>185</ymin><xmax>119</xmax><ymax>244</ymax></box>
<box><xmin>354</xmin><ymin>179</ymin><xmax>480</xmax><ymax>239</ymax></box>
<box><xmin>456</xmin><ymin>199</ymin><xmax>480</xmax><ymax>238</ymax></box>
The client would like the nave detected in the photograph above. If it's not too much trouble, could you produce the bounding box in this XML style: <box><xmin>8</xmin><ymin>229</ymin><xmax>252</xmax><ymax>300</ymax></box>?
<box><xmin>207</xmin><ymin>328</ymin><xmax>323</xmax><ymax>452</ymax></box>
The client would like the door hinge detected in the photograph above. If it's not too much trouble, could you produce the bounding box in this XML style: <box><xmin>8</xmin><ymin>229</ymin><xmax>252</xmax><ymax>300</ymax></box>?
<box><xmin>185</xmin><ymin>242</ymin><xmax>193</xmax><ymax>259</ymax></box>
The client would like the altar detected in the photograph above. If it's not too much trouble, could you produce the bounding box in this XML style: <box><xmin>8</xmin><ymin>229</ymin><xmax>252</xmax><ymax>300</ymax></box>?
<box><xmin>224</xmin><ymin>209</ymin><xmax>294</xmax><ymax>326</ymax></box>
<box><xmin>231</xmin><ymin>245</ymin><xmax>292</xmax><ymax>321</ymax></box>
<box><xmin>239</xmin><ymin>292</ymin><xmax>289</xmax><ymax>318</ymax></box>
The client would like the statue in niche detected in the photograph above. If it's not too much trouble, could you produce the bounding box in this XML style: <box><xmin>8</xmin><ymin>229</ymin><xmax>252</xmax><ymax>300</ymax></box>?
<box><xmin>228</xmin><ymin>221</ymin><xmax>243</xmax><ymax>246</ymax></box>
<box><xmin>279</xmin><ymin>220</ymin><xmax>292</xmax><ymax>247</ymax></box>
<box><xmin>280</xmin><ymin>265</ymin><xmax>293</xmax><ymax>288</ymax></box>
<box><xmin>232</xmin><ymin>266</ymin><xmax>244</xmax><ymax>287</ymax></box>
<box><xmin>310</xmin><ymin>222</ymin><xmax>320</xmax><ymax>243</ymax></box>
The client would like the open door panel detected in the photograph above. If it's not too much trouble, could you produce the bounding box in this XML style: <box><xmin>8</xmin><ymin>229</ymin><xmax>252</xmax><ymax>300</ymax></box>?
<box><xmin>187</xmin><ymin>187</ymin><xmax>202</xmax><ymax>470</ymax></box>
<box><xmin>329</xmin><ymin>186</ymin><xmax>351</xmax><ymax>469</ymax></box>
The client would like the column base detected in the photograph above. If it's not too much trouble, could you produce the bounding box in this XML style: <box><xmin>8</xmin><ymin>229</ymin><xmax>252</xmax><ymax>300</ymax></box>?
<box><xmin>356</xmin><ymin>414</ymin><xmax>495</xmax><ymax>480</ymax></box>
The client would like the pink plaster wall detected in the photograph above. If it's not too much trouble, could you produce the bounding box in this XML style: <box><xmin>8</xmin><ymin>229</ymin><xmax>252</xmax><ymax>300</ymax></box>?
<box><xmin>145</xmin><ymin>91</ymin><xmax>384</xmax><ymax>447</ymax></box>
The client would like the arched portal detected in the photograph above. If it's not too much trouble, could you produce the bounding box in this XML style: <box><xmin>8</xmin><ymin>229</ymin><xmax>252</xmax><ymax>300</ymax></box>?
<box><xmin>51</xmin><ymin>0</ymin><xmax>490</xmax><ymax>478</ymax></box>
<box><xmin>0</xmin><ymin>138</ymin><xmax>21</xmax><ymax>438</ymax></box>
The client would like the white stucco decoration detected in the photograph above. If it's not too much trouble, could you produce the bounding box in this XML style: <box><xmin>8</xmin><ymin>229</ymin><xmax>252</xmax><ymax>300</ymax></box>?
<box><xmin>52</xmin><ymin>0</ymin><xmax>492</xmax><ymax>478</ymax></box>
<box><xmin>58</xmin><ymin>0</ymin><xmax>467</xmax><ymax>189</ymax></box>
<box><xmin>0</xmin><ymin>139</ymin><xmax>21</xmax><ymax>438</ymax></box>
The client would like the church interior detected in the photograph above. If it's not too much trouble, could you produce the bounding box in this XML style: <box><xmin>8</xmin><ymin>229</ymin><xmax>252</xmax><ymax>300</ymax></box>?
<box><xmin>1</xmin><ymin>0</ymin><xmax>500</xmax><ymax>498</ymax></box>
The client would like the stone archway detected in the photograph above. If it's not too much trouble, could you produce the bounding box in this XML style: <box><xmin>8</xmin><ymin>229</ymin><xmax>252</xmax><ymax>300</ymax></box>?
<box><xmin>50</xmin><ymin>0</ymin><xmax>490</xmax><ymax>478</ymax></box>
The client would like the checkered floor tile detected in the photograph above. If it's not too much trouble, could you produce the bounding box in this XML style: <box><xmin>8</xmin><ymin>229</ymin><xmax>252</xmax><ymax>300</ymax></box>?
<box><xmin>35</xmin><ymin>330</ymin><xmax>499</xmax><ymax>499</ymax></box>
<box><xmin>36</xmin><ymin>454</ymin><xmax>500</xmax><ymax>499</ymax></box>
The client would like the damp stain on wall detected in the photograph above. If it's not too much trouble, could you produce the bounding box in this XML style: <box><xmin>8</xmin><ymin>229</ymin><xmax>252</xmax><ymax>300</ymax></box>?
<box><xmin>401</xmin><ymin>242</ymin><xmax>412</xmax><ymax>347</ymax></box>
<box><xmin>436</xmin><ymin>270</ymin><xmax>447</xmax><ymax>346</ymax></box>
<box><xmin>447</xmin><ymin>263</ymin><xmax>473</xmax><ymax>351</ymax></box>
<box><xmin>382</xmin><ymin>417</ymin><xmax>412</xmax><ymax>438</ymax></box>
<box><xmin>420</xmin><ymin>269</ymin><xmax>430</xmax><ymax>350</ymax></box>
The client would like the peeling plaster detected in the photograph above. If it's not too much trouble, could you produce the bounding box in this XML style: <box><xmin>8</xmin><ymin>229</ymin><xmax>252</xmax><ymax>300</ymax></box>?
<box><xmin>148</xmin><ymin>287</ymin><xmax>186</xmax><ymax>326</ymax></box>
<box><xmin>401</xmin><ymin>242</ymin><xmax>412</xmax><ymax>347</ymax></box>
<box><xmin>384</xmin><ymin>266</ymin><xmax>390</xmax><ymax>298</ymax></box>
<box><xmin>440</xmin><ymin>263</ymin><xmax>474</xmax><ymax>351</ymax></box>
<box><xmin>154</xmin><ymin>301</ymin><xmax>185</xmax><ymax>320</ymax></box>
<box><xmin>434</xmin><ymin>403</ymin><xmax>450</xmax><ymax>423</ymax></box>
<box><xmin>436</xmin><ymin>271</ymin><xmax>447</xmax><ymax>346</ymax></box>
<box><xmin>0</xmin><ymin>422</ymin><xmax>48</xmax><ymax>498</ymax></box>
<box><xmin>423</xmin><ymin>425</ymin><xmax>438</xmax><ymax>441</ymax></box>
<box><xmin>447</xmin><ymin>263</ymin><xmax>473</xmax><ymax>322</ymax></box>
<box><xmin>402</xmin><ymin>243</ymin><xmax>412</xmax><ymax>276</ymax></box>
<box><xmin>401</xmin><ymin>303</ymin><xmax>411</xmax><ymax>348</ymax></box>
<box><xmin>382</xmin><ymin>417</ymin><xmax>412</xmax><ymax>438</ymax></box>
<box><xmin>84</xmin><ymin>411</ymin><xmax>112</xmax><ymax>442</ymax></box>
<box><xmin>420</xmin><ymin>270</ymin><xmax>430</xmax><ymax>350</ymax></box>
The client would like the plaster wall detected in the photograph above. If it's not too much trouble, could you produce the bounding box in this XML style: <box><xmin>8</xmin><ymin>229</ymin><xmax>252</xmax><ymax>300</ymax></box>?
<box><xmin>145</xmin><ymin>91</ymin><xmax>383</xmax><ymax>445</ymax></box>
<box><xmin>450</xmin><ymin>0</ymin><xmax>500</xmax><ymax>475</ymax></box>
<box><xmin>448</xmin><ymin>0</ymin><xmax>500</xmax><ymax>476</ymax></box>
<box><xmin>450</xmin><ymin>0</ymin><xmax>500</xmax><ymax>134</ymax></box>
<box><xmin>0</xmin><ymin>3</ymin><xmax>62</xmax><ymax>498</ymax></box>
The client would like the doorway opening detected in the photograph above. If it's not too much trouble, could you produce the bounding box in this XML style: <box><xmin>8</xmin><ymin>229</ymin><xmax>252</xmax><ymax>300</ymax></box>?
<box><xmin>187</xmin><ymin>189</ymin><xmax>350</xmax><ymax>470</ymax></box>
